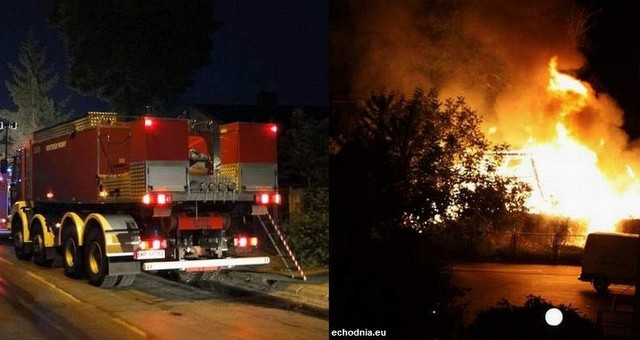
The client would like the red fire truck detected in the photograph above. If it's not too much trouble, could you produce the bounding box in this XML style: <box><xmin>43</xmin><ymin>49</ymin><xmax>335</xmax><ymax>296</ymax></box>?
<box><xmin>8</xmin><ymin>112</ymin><xmax>281</xmax><ymax>287</ymax></box>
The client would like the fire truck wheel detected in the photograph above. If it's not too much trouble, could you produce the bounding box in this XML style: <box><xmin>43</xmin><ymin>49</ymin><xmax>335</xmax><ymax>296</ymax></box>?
<box><xmin>85</xmin><ymin>228</ymin><xmax>118</xmax><ymax>288</ymax></box>
<box><xmin>12</xmin><ymin>228</ymin><xmax>31</xmax><ymax>261</ymax></box>
<box><xmin>62</xmin><ymin>229</ymin><xmax>85</xmax><ymax>279</ymax></box>
<box><xmin>32</xmin><ymin>228</ymin><xmax>53</xmax><ymax>267</ymax></box>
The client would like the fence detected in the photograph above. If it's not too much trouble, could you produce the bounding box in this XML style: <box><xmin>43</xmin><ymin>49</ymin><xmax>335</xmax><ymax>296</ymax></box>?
<box><xmin>465</xmin><ymin>232</ymin><xmax>587</xmax><ymax>264</ymax></box>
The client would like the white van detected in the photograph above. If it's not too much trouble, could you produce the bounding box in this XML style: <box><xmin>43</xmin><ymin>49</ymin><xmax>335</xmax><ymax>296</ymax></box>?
<box><xmin>579</xmin><ymin>232</ymin><xmax>638</xmax><ymax>292</ymax></box>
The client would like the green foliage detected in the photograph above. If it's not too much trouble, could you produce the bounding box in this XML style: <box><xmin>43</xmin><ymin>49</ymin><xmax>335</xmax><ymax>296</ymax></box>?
<box><xmin>4</xmin><ymin>32</ymin><xmax>70</xmax><ymax>153</ymax></box>
<box><xmin>279</xmin><ymin>108</ymin><xmax>329</xmax><ymax>188</ymax></box>
<box><xmin>281</xmin><ymin>188</ymin><xmax>328</xmax><ymax>266</ymax></box>
<box><xmin>51</xmin><ymin>0</ymin><xmax>217</xmax><ymax>115</ymax></box>
<box><xmin>467</xmin><ymin>295</ymin><xmax>598</xmax><ymax>339</ymax></box>
<box><xmin>278</xmin><ymin>109</ymin><xmax>328</xmax><ymax>266</ymax></box>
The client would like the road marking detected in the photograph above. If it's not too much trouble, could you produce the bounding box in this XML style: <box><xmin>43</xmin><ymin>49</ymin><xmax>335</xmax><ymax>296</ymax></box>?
<box><xmin>0</xmin><ymin>257</ymin><xmax>13</xmax><ymax>266</ymax></box>
<box><xmin>110</xmin><ymin>316</ymin><xmax>148</xmax><ymax>338</ymax></box>
<box><xmin>26</xmin><ymin>271</ymin><xmax>81</xmax><ymax>303</ymax></box>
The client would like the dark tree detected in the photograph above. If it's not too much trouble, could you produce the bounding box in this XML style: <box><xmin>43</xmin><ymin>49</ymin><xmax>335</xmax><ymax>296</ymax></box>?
<box><xmin>279</xmin><ymin>108</ymin><xmax>329</xmax><ymax>188</ymax></box>
<box><xmin>4</xmin><ymin>32</ymin><xmax>70</xmax><ymax>153</ymax></box>
<box><xmin>51</xmin><ymin>0</ymin><xmax>217</xmax><ymax>115</ymax></box>
<box><xmin>334</xmin><ymin>88</ymin><xmax>528</xmax><ymax>239</ymax></box>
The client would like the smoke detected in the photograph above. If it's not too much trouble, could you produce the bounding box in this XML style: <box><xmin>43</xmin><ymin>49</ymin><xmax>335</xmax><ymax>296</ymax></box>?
<box><xmin>348</xmin><ymin>0</ymin><xmax>636</xmax><ymax>184</ymax></box>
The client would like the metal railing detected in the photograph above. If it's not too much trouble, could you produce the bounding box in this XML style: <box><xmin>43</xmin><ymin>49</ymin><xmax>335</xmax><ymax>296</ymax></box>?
<box><xmin>463</xmin><ymin>232</ymin><xmax>587</xmax><ymax>263</ymax></box>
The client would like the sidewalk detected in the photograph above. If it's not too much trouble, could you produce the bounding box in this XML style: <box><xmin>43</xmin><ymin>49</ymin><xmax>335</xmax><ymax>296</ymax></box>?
<box><xmin>202</xmin><ymin>258</ymin><xmax>329</xmax><ymax>313</ymax></box>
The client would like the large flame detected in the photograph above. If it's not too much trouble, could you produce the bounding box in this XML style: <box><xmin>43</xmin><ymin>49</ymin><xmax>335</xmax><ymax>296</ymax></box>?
<box><xmin>499</xmin><ymin>57</ymin><xmax>640</xmax><ymax>234</ymax></box>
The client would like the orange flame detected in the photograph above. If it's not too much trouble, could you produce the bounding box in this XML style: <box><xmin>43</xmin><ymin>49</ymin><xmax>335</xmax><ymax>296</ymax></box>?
<box><xmin>500</xmin><ymin>57</ymin><xmax>640</xmax><ymax>234</ymax></box>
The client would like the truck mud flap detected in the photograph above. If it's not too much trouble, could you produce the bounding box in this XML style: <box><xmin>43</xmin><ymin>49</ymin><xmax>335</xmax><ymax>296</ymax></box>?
<box><xmin>108</xmin><ymin>260</ymin><xmax>142</xmax><ymax>276</ymax></box>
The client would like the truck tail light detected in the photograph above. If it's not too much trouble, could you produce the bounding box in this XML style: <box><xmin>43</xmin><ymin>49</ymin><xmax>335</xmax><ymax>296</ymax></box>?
<box><xmin>238</xmin><ymin>237</ymin><xmax>248</xmax><ymax>247</ymax></box>
<box><xmin>142</xmin><ymin>193</ymin><xmax>172</xmax><ymax>206</ymax></box>
<box><xmin>255</xmin><ymin>193</ymin><xmax>282</xmax><ymax>205</ymax></box>
<box><xmin>144</xmin><ymin>117</ymin><xmax>154</xmax><ymax>128</ymax></box>
<box><xmin>157</xmin><ymin>193</ymin><xmax>169</xmax><ymax>205</ymax></box>
<box><xmin>258</xmin><ymin>193</ymin><xmax>269</xmax><ymax>204</ymax></box>
<box><xmin>139</xmin><ymin>237</ymin><xmax>167</xmax><ymax>250</ymax></box>
<box><xmin>234</xmin><ymin>236</ymin><xmax>259</xmax><ymax>248</ymax></box>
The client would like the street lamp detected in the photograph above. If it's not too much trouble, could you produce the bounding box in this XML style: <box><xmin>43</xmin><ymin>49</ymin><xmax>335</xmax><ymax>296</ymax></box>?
<box><xmin>0</xmin><ymin>120</ymin><xmax>17</xmax><ymax>173</ymax></box>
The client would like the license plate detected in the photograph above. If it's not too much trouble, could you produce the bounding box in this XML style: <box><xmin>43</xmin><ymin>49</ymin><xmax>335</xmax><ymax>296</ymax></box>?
<box><xmin>135</xmin><ymin>249</ymin><xmax>165</xmax><ymax>260</ymax></box>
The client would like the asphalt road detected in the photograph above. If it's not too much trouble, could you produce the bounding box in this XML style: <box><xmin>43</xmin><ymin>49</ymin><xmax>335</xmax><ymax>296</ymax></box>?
<box><xmin>453</xmin><ymin>263</ymin><xmax>636</xmax><ymax>325</ymax></box>
<box><xmin>0</xmin><ymin>240</ymin><xmax>328</xmax><ymax>339</ymax></box>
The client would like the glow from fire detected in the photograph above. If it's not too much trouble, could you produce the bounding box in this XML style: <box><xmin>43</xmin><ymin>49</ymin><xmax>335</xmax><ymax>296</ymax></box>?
<box><xmin>499</xmin><ymin>57</ymin><xmax>640</xmax><ymax>234</ymax></box>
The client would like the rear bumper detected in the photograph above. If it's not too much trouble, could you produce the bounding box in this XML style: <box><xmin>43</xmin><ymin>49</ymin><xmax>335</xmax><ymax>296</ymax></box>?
<box><xmin>142</xmin><ymin>256</ymin><xmax>270</xmax><ymax>271</ymax></box>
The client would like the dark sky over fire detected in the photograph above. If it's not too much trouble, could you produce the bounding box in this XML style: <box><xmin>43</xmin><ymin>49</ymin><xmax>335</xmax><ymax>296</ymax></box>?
<box><xmin>332</xmin><ymin>0</ymin><xmax>640</xmax><ymax>139</ymax></box>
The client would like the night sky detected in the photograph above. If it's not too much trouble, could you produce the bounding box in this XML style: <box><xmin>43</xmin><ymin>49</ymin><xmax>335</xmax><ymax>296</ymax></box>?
<box><xmin>579</xmin><ymin>0</ymin><xmax>640</xmax><ymax>138</ymax></box>
<box><xmin>0</xmin><ymin>0</ymin><xmax>328</xmax><ymax>115</ymax></box>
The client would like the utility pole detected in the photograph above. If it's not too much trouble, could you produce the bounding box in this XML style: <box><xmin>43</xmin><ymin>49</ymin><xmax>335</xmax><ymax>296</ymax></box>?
<box><xmin>0</xmin><ymin>120</ymin><xmax>18</xmax><ymax>173</ymax></box>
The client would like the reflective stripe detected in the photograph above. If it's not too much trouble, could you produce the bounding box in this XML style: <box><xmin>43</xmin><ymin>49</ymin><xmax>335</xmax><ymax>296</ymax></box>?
<box><xmin>142</xmin><ymin>256</ymin><xmax>270</xmax><ymax>271</ymax></box>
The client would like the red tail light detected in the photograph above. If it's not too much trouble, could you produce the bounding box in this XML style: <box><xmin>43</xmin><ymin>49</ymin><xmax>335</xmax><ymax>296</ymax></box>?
<box><xmin>238</xmin><ymin>237</ymin><xmax>248</xmax><ymax>247</ymax></box>
<box><xmin>259</xmin><ymin>194</ymin><xmax>269</xmax><ymax>204</ymax></box>
<box><xmin>234</xmin><ymin>236</ymin><xmax>258</xmax><ymax>248</ymax></box>
<box><xmin>144</xmin><ymin>117</ymin><xmax>154</xmax><ymax>128</ymax></box>
<box><xmin>139</xmin><ymin>238</ymin><xmax>167</xmax><ymax>250</ymax></box>
<box><xmin>157</xmin><ymin>193</ymin><xmax>169</xmax><ymax>205</ymax></box>
<box><xmin>255</xmin><ymin>193</ymin><xmax>282</xmax><ymax>205</ymax></box>
<box><xmin>142</xmin><ymin>193</ymin><xmax>173</xmax><ymax>206</ymax></box>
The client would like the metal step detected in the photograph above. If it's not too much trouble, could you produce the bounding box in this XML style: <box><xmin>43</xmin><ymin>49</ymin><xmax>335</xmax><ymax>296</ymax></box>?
<box><xmin>256</xmin><ymin>212</ymin><xmax>307</xmax><ymax>281</ymax></box>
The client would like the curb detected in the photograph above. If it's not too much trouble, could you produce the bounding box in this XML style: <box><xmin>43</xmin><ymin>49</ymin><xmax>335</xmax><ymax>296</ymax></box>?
<box><xmin>202</xmin><ymin>269</ymin><xmax>329</xmax><ymax>313</ymax></box>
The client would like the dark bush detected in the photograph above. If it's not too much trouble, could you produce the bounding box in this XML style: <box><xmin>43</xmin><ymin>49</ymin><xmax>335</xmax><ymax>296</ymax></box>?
<box><xmin>280</xmin><ymin>188</ymin><xmax>329</xmax><ymax>266</ymax></box>
<box><xmin>466</xmin><ymin>295</ymin><xmax>598</xmax><ymax>339</ymax></box>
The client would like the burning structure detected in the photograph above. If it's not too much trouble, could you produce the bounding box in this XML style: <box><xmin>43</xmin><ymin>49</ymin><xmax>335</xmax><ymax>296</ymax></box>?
<box><xmin>338</xmin><ymin>0</ymin><xmax>640</xmax><ymax>234</ymax></box>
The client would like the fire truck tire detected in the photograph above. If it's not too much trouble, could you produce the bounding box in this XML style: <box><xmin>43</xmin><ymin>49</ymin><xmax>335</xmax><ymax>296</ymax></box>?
<box><xmin>12</xmin><ymin>229</ymin><xmax>31</xmax><ymax>261</ymax></box>
<box><xmin>62</xmin><ymin>229</ymin><xmax>85</xmax><ymax>279</ymax></box>
<box><xmin>32</xmin><ymin>228</ymin><xmax>53</xmax><ymax>267</ymax></box>
<box><xmin>85</xmin><ymin>228</ymin><xmax>117</xmax><ymax>288</ymax></box>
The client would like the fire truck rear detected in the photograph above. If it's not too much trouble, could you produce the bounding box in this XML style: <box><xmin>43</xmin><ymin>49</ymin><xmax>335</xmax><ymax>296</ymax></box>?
<box><xmin>8</xmin><ymin>112</ymin><xmax>280</xmax><ymax>287</ymax></box>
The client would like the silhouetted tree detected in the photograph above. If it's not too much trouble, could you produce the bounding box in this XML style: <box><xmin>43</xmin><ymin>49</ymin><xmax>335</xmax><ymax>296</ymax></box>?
<box><xmin>334</xmin><ymin>88</ymin><xmax>528</xmax><ymax>239</ymax></box>
<box><xmin>51</xmin><ymin>0</ymin><xmax>217</xmax><ymax>115</ymax></box>
<box><xmin>280</xmin><ymin>108</ymin><xmax>329</xmax><ymax>188</ymax></box>
<box><xmin>4</xmin><ymin>32</ymin><xmax>70</xmax><ymax>153</ymax></box>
